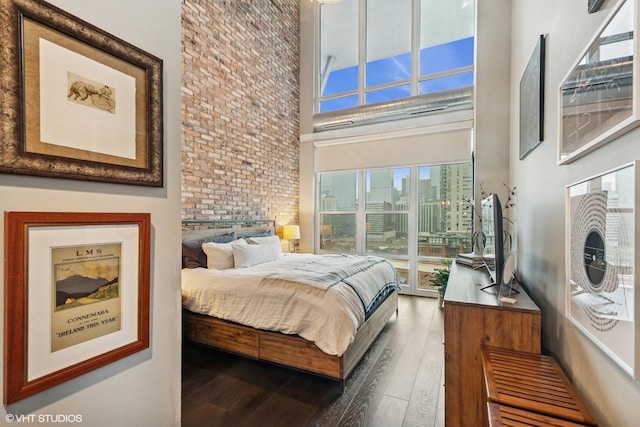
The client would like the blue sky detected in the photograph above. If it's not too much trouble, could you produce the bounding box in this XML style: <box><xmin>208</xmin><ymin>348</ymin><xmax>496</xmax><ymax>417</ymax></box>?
<box><xmin>321</xmin><ymin>36</ymin><xmax>474</xmax><ymax>113</ymax></box>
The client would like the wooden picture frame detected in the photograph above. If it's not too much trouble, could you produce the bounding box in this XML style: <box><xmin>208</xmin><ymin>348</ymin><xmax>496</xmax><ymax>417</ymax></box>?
<box><xmin>558</xmin><ymin>0</ymin><xmax>639</xmax><ymax>164</ymax></box>
<box><xmin>519</xmin><ymin>34</ymin><xmax>546</xmax><ymax>160</ymax></box>
<box><xmin>0</xmin><ymin>0</ymin><xmax>163</xmax><ymax>186</ymax></box>
<box><xmin>565</xmin><ymin>162</ymin><xmax>639</xmax><ymax>379</ymax></box>
<box><xmin>4</xmin><ymin>211</ymin><xmax>151</xmax><ymax>404</ymax></box>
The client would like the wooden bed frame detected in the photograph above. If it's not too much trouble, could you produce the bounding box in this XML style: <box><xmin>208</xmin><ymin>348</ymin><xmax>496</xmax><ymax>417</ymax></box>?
<box><xmin>181</xmin><ymin>219</ymin><xmax>399</xmax><ymax>383</ymax></box>
<box><xmin>183</xmin><ymin>291</ymin><xmax>397</xmax><ymax>382</ymax></box>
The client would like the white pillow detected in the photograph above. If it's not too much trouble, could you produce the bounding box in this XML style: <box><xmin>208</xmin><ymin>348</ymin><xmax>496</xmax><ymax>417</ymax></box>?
<box><xmin>202</xmin><ymin>239</ymin><xmax>247</xmax><ymax>270</ymax></box>
<box><xmin>245</xmin><ymin>235</ymin><xmax>281</xmax><ymax>245</ymax></box>
<box><xmin>232</xmin><ymin>241</ymin><xmax>282</xmax><ymax>268</ymax></box>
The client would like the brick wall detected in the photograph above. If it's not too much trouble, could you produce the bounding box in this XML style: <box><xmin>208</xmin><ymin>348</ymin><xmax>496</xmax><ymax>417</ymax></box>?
<box><xmin>181</xmin><ymin>0</ymin><xmax>300</xmax><ymax>228</ymax></box>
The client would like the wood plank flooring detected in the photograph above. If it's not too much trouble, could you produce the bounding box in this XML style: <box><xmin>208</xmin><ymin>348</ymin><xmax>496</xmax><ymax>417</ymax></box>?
<box><xmin>182</xmin><ymin>295</ymin><xmax>445</xmax><ymax>427</ymax></box>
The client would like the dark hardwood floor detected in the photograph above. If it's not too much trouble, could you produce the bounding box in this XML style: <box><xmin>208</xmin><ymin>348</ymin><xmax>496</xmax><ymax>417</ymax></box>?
<box><xmin>182</xmin><ymin>295</ymin><xmax>445</xmax><ymax>427</ymax></box>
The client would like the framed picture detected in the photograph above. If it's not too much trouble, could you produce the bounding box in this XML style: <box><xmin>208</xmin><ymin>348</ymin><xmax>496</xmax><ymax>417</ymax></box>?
<box><xmin>558</xmin><ymin>0</ymin><xmax>639</xmax><ymax>164</ymax></box>
<box><xmin>565</xmin><ymin>162</ymin><xmax>639</xmax><ymax>379</ymax></box>
<box><xmin>3</xmin><ymin>212</ymin><xmax>151</xmax><ymax>404</ymax></box>
<box><xmin>519</xmin><ymin>34</ymin><xmax>546</xmax><ymax>160</ymax></box>
<box><xmin>0</xmin><ymin>0</ymin><xmax>163</xmax><ymax>186</ymax></box>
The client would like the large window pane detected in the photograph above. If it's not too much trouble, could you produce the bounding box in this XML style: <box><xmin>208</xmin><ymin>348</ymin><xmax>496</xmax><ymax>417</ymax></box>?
<box><xmin>388</xmin><ymin>259</ymin><xmax>409</xmax><ymax>286</ymax></box>
<box><xmin>366</xmin><ymin>213</ymin><xmax>409</xmax><ymax>255</ymax></box>
<box><xmin>365</xmin><ymin>167</ymin><xmax>410</xmax><ymax>208</ymax></box>
<box><xmin>320</xmin><ymin>0</ymin><xmax>359</xmax><ymax>97</ymax></box>
<box><xmin>364</xmin><ymin>168</ymin><xmax>410</xmax><ymax>255</ymax></box>
<box><xmin>320</xmin><ymin>94</ymin><xmax>359</xmax><ymax>113</ymax></box>
<box><xmin>323</xmin><ymin>66</ymin><xmax>359</xmax><ymax>97</ymax></box>
<box><xmin>366</xmin><ymin>84</ymin><xmax>412</xmax><ymax>105</ymax></box>
<box><xmin>320</xmin><ymin>214</ymin><xmax>357</xmax><ymax>252</ymax></box>
<box><xmin>418</xmin><ymin>259</ymin><xmax>447</xmax><ymax>291</ymax></box>
<box><xmin>320</xmin><ymin>95</ymin><xmax>358</xmax><ymax>113</ymax></box>
<box><xmin>416</xmin><ymin>161</ymin><xmax>472</xmax><ymax>291</ymax></box>
<box><xmin>366</xmin><ymin>0</ymin><xmax>412</xmax><ymax>88</ymax></box>
<box><xmin>319</xmin><ymin>171</ymin><xmax>358</xmax><ymax>211</ymax></box>
<box><xmin>318</xmin><ymin>0</ymin><xmax>475</xmax><ymax>115</ymax></box>
<box><xmin>419</xmin><ymin>71</ymin><xmax>474</xmax><ymax>95</ymax></box>
<box><xmin>319</xmin><ymin>171</ymin><xmax>358</xmax><ymax>253</ymax></box>
<box><xmin>417</xmin><ymin>163</ymin><xmax>473</xmax><ymax>257</ymax></box>
<box><xmin>420</xmin><ymin>36</ymin><xmax>474</xmax><ymax>75</ymax></box>
<box><xmin>419</xmin><ymin>0</ymin><xmax>475</xmax><ymax>96</ymax></box>
<box><xmin>420</xmin><ymin>0</ymin><xmax>474</xmax><ymax>54</ymax></box>
<box><xmin>317</xmin><ymin>163</ymin><xmax>473</xmax><ymax>294</ymax></box>
<box><xmin>366</xmin><ymin>53</ymin><xmax>412</xmax><ymax>88</ymax></box>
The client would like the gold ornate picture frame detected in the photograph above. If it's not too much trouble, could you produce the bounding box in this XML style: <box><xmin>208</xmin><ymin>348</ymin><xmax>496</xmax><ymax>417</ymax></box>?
<box><xmin>0</xmin><ymin>0</ymin><xmax>163</xmax><ymax>186</ymax></box>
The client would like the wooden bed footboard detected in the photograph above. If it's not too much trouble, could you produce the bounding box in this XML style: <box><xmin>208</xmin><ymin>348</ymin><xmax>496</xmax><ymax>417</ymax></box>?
<box><xmin>183</xmin><ymin>290</ymin><xmax>398</xmax><ymax>381</ymax></box>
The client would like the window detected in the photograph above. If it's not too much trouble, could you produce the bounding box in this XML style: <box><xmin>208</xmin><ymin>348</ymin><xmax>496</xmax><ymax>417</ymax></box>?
<box><xmin>319</xmin><ymin>171</ymin><xmax>358</xmax><ymax>252</ymax></box>
<box><xmin>418</xmin><ymin>0</ymin><xmax>475</xmax><ymax>95</ymax></box>
<box><xmin>317</xmin><ymin>162</ymin><xmax>473</xmax><ymax>294</ymax></box>
<box><xmin>318</xmin><ymin>0</ymin><xmax>475</xmax><ymax>114</ymax></box>
<box><xmin>416</xmin><ymin>163</ymin><xmax>472</xmax><ymax>290</ymax></box>
<box><xmin>365</xmin><ymin>168</ymin><xmax>410</xmax><ymax>255</ymax></box>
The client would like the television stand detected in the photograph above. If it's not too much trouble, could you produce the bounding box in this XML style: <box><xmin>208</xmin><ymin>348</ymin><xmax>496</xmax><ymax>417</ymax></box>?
<box><xmin>479</xmin><ymin>281</ymin><xmax>520</xmax><ymax>294</ymax></box>
<box><xmin>476</xmin><ymin>256</ymin><xmax>520</xmax><ymax>294</ymax></box>
<box><xmin>480</xmin><ymin>281</ymin><xmax>499</xmax><ymax>293</ymax></box>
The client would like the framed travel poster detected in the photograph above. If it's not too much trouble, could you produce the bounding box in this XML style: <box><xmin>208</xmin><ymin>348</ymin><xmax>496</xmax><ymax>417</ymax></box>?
<box><xmin>4</xmin><ymin>211</ymin><xmax>151</xmax><ymax>404</ymax></box>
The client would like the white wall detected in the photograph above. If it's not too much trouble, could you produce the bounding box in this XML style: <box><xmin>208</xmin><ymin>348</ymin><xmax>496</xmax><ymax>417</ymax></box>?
<box><xmin>299</xmin><ymin>0</ymin><xmax>317</xmax><ymax>253</ymax></box>
<box><xmin>511</xmin><ymin>1</ymin><xmax>640</xmax><ymax>426</ymax></box>
<box><xmin>474</xmin><ymin>0</ymin><xmax>511</xmax><ymax>199</ymax></box>
<box><xmin>0</xmin><ymin>1</ymin><xmax>182</xmax><ymax>425</ymax></box>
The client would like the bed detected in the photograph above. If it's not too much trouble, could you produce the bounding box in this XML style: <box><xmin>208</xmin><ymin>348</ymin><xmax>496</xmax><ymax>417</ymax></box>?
<box><xmin>181</xmin><ymin>219</ymin><xmax>399</xmax><ymax>384</ymax></box>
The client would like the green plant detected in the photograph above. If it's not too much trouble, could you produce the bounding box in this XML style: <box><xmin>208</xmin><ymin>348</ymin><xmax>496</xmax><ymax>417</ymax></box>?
<box><xmin>431</xmin><ymin>259</ymin><xmax>452</xmax><ymax>295</ymax></box>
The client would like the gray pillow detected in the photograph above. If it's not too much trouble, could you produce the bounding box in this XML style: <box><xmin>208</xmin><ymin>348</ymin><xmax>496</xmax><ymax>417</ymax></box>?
<box><xmin>182</xmin><ymin>232</ymin><xmax>236</xmax><ymax>268</ymax></box>
<box><xmin>238</xmin><ymin>229</ymin><xmax>273</xmax><ymax>239</ymax></box>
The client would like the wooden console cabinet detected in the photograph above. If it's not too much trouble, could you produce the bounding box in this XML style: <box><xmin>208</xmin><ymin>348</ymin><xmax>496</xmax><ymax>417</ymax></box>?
<box><xmin>443</xmin><ymin>262</ymin><xmax>541</xmax><ymax>427</ymax></box>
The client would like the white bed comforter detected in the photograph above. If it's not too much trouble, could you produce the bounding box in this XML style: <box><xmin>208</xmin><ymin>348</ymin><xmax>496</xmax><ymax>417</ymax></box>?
<box><xmin>181</xmin><ymin>253</ymin><xmax>398</xmax><ymax>356</ymax></box>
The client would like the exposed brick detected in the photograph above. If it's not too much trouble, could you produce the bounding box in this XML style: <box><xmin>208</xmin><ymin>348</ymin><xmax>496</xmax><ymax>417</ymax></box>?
<box><xmin>181</xmin><ymin>0</ymin><xmax>300</xmax><ymax>226</ymax></box>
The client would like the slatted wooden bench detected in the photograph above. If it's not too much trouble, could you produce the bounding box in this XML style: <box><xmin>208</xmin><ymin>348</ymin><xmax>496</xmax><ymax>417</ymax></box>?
<box><xmin>481</xmin><ymin>346</ymin><xmax>597</xmax><ymax>426</ymax></box>
<box><xmin>488</xmin><ymin>402</ymin><xmax>592</xmax><ymax>427</ymax></box>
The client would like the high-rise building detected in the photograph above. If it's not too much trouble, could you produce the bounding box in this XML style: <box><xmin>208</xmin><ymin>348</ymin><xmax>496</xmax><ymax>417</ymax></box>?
<box><xmin>367</xmin><ymin>169</ymin><xmax>395</xmax><ymax>204</ymax></box>
<box><xmin>438</xmin><ymin>163</ymin><xmax>472</xmax><ymax>232</ymax></box>
<box><xmin>319</xmin><ymin>172</ymin><xmax>357</xmax><ymax>210</ymax></box>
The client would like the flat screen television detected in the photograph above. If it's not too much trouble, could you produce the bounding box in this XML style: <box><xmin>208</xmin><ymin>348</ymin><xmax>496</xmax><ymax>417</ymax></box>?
<box><xmin>480</xmin><ymin>193</ymin><xmax>505</xmax><ymax>292</ymax></box>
